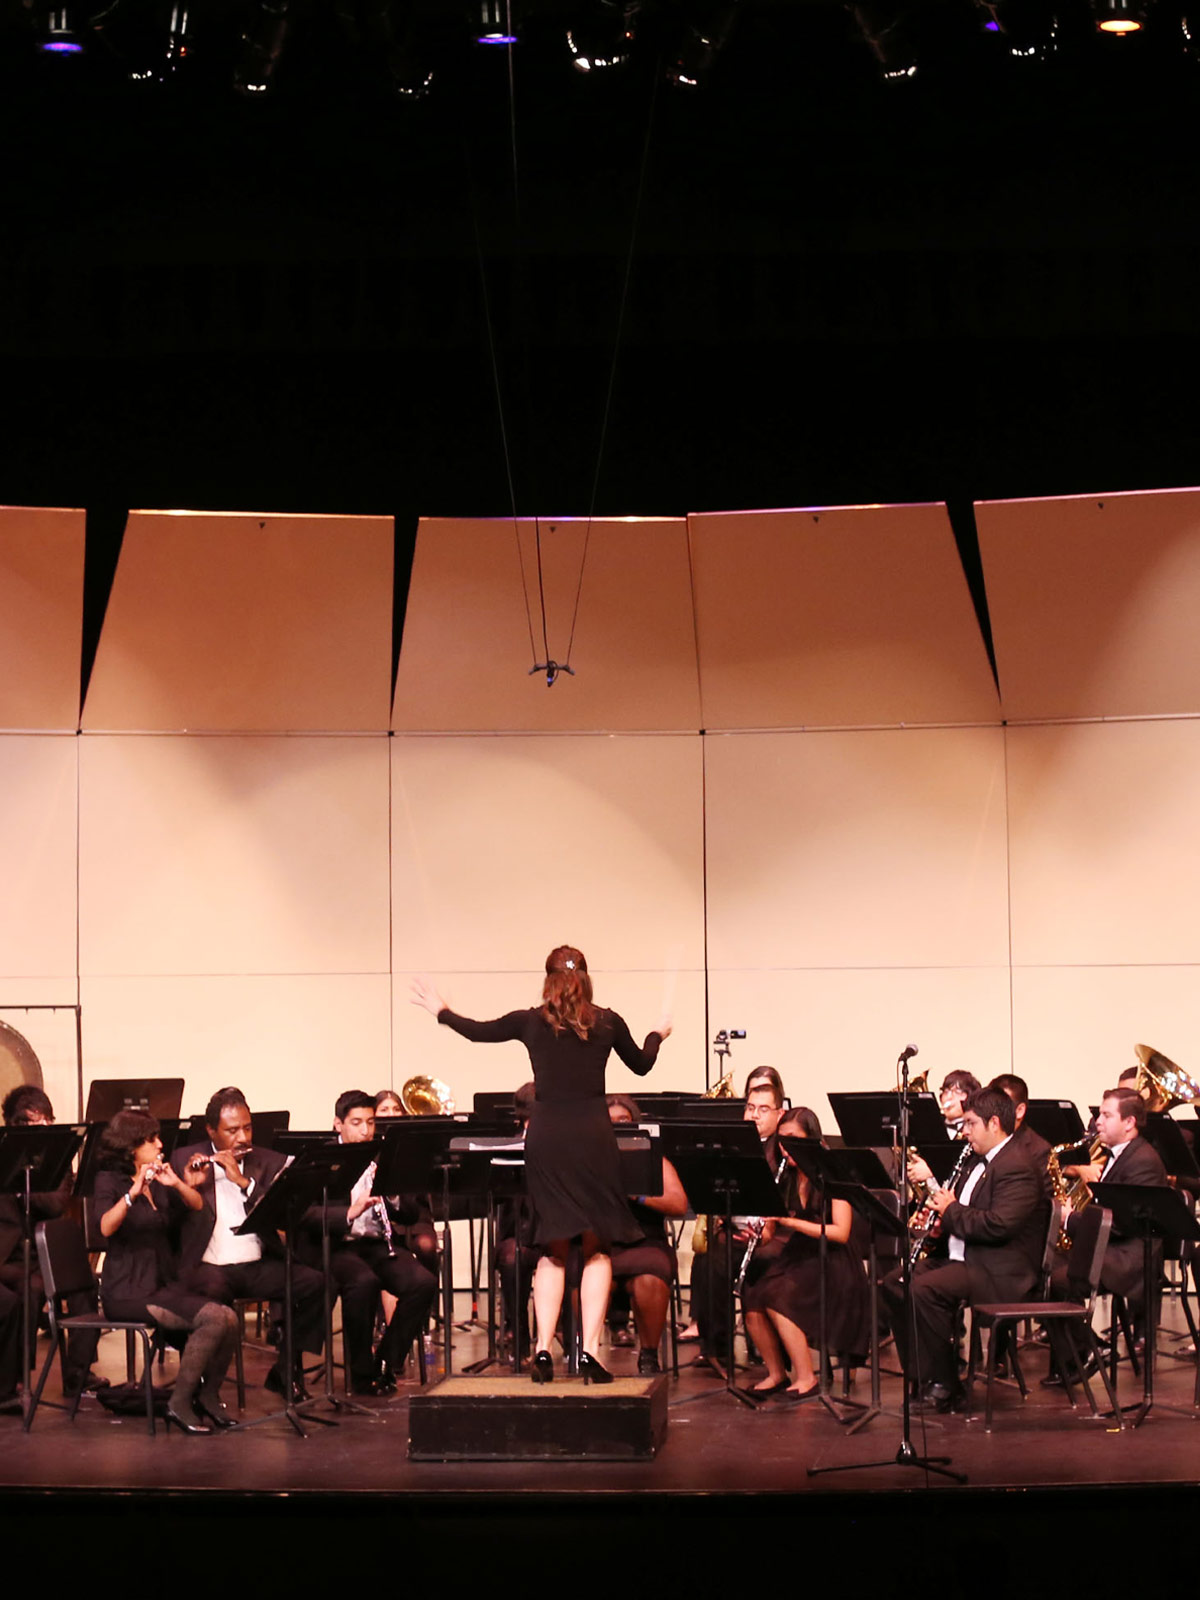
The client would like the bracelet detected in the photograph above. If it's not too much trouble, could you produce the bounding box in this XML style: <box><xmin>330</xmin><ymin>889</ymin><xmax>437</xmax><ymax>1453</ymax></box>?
<box><xmin>123</xmin><ymin>1191</ymin><xmax>134</xmax><ymax>1209</ymax></box>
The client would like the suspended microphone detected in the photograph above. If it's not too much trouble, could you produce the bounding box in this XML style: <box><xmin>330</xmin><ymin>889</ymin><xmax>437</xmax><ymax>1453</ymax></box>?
<box><xmin>898</xmin><ymin>1044</ymin><xmax>919</xmax><ymax>1062</ymax></box>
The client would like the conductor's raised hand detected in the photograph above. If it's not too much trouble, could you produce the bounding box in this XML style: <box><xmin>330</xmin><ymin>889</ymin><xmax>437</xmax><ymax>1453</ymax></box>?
<box><xmin>411</xmin><ymin>975</ymin><xmax>449</xmax><ymax>1017</ymax></box>
<box><xmin>655</xmin><ymin>1017</ymin><xmax>673</xmax><ymax>1040</ymax></box>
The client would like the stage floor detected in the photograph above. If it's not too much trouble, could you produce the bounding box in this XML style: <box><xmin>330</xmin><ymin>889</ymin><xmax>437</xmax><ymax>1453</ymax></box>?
<box><xmin>4</xmin><ymin>1296</ymin><xmax>1200</xmax><ymax>1500</ymax></box>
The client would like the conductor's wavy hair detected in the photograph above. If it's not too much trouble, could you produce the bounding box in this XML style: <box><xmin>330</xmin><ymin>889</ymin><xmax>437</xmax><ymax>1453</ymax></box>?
<box><xmin>541</xmin><ymin>945</ymin><xmax>596</xmax><ymax>1041</ymax></box>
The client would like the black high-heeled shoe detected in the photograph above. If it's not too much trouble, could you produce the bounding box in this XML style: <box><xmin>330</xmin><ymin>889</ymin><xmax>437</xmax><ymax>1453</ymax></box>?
<box><xmin>579</xmin><ymin>1352</ymin><xmax>613</xmax><ymax>1385</ymax></box>
<box><xmin>165</xmin><ymin>1401</ymin><xmax>212</xmax><ymax>1435</ymax></box>
<box><xmin>531</xmin><ymin>1351</ymin><xmax>554</xmax><ymax>1384</ymax></box>
<box><xmin>194</xmin><ymin>1388</ymin><xmax>236</xmax><ymax>1429</ymax></box>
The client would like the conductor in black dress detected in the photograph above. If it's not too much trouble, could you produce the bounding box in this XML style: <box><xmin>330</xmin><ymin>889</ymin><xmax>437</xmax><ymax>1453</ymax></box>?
<box><xmin>413</xmin><ymin>944</ymin><xmax>670</xmax><ymax>1383</ymax></box>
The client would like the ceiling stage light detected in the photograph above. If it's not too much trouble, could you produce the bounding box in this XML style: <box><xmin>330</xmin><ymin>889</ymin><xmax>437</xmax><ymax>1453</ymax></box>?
<box><xmin>667</xmin><ymin>0</ymin><xmax>740</xmax><ymax>89</ymax></box>
<box><xmin>233</xmin><ymin>0</ymin><xmax>291</xmax><ymax>94</ymax></box>
<box><xmin>37</xmin><ymin>7</ymin><xmax>85</xmax><ymax>53</ymax></box>
<box><xmin>847</xmin><ymin>0</ymin><xmax>920</xmax><ymax>77</ymax></box>
<box><xmin>1092</xmin><ymin>0</ymin><xmax>1144</xmax><ymax>30</ymax></box>
<box><xmin>476</xmin><ymin>0</ymin><xmax>518</xmax><ymax>44</ymax></box>
<box><xmin>567</xmin><ymin>1</ymin><xmax>641</xmax><ymax>72</ymax></box>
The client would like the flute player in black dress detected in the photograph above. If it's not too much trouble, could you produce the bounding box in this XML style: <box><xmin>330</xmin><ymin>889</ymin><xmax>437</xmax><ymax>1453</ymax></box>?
<box><xmin>412</xmin><ymin>944</ymin><xmax>670</xmax><ymax>1383</ymax></box>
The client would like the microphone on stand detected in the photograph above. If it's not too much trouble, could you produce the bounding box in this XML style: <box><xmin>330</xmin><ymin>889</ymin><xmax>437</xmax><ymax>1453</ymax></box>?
<box><xmin>898</xmin><ymin>1044</ymin><xmax>919</xmax><ymax>1063</ymax></box>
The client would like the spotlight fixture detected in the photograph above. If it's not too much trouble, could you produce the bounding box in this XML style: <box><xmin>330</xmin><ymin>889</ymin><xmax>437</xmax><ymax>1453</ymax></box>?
<box><xmin>233</xmin><ymin>0</ymin><xmax>291</xmax><ymax>94</ymax></box>
<box><xmin>1092</xmin><ymin>0</ymin><xmax>1143</xmax><ymax>29</ymax></box>
<box><xmin>36</xmin><ymin>6</ymin><xmax>85</xmax><ymax>53</ymax></box>
<box><xmin>667</xmin><ymin>0</ymin><xmax>739</xmax><ymax>89</ymax></box>
<box><xmin>128</xmin><ymin>2</ymin><xmax>193</xmax><ymax>83</ymax></box>
<box><xmin>848</xmin><ymin>0</ymin><xmax>920</xmax><ymax>77</ymax></box>
<box><xmin>974</xmin><ymin>0</ymin><xmax>1055</xmax><ymax>57</ymax></box>
<box><xmin>476</xmin><ymin>0</ymin><xmax>518</xmax><ymax>44</ymax></box>
<box><xmin>338</xmin><ymin>0</ymin><xmax>434</xmax><ymax>97</ymax></box>
<box><xmin>567</xmin><ymin>0</ymin><xmax>640</xmax><ymax>72</ymax></box>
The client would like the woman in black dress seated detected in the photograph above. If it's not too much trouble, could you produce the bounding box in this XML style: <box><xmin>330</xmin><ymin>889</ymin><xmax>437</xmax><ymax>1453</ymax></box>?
<box><xmin>93</xmin><ymin>1109</ymin><xmax>240</xmax><ymax>1434</ymax></box>
<box><xmin>742</xmin><ymin>1106</ymin><xmax>871</xmax><ymax>1401</ymax></box>
<box><xmin>413</xmin><ymin>945</ymin><xmax>669</xmax><ymax>1383</ymax></box>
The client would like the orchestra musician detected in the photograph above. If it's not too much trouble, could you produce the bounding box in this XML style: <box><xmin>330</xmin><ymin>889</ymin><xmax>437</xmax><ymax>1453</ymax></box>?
<box><xmin>905</xmin><ymin>1070</ymin><xmax>980</xmax><ymax>1194</ymax></box>
<box><xmin>92</xmin><ymin>1109</ymin><xmax>239</xmax><ymax>1433</ymax></box>
<box><xmin>0</xmin><ymin>1085</ymin><xmax>105</xmax><ymax>1399</ymax></box>
<box><xmin>170</xmin><ymin>1086</ymin><xmax>325</xmax><ymax>1401</ymax></box>
<box><xmin>742</xmin><ymin>1106</ymin><xmax>870</xmax><ymax>1401</ymax></box>
<box><xmin>304</xmin><ymin>1090</ymin><xmax>438</xmax><ymax>1394</ymax></box>
<box><xmin>882</xmin><ymin>1086</ymin><xmax>1048</xmax><ymax>1413</ymax></box>
<box><xmin>605</xmin><ymin>1093</ymin><xmax>689</xmax><ymax>1376</ymax></box>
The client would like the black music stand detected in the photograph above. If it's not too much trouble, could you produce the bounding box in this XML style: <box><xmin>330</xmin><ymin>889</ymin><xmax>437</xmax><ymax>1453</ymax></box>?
<box><xmin>659</xmin><ymin>1121</ymin><xmax>785</xmax><ymax>1410</ymax></box>
<box><xmin>1089</xmin><ymin>1180</ymin><xmax>1200</xmax><ymax>1428</ymax></box>
<box><xmin>453</xmin><ymin>1136</ymin><xmax>528</xmax><ymax>1375</ymax></box>
<box><xmin>0</xmin><ymin>1124</ymin><xmax>84</xmax><ymax>1424</ymax></box>
<box><xmin>783</xmin><ymin>1140</ymin><xmax>899</xmax><ymax>1435</ymax></box>
<box><xmin>232</xmin><ymin>1142</ymin><xmax>374</xmax><ymax>1437</ymax></box>
<box><xmin>819</xmin><ymin>1057</ymin><xmax>967</xmax><ymax>1484</ymax></box>
<box><xmin>1023</xmin><ymin>1100</ymin><xmax>1087</xmax><ymax>1147</ymax></box>
<box><xmin>84</xmin><ymin>1079</ymin><xmax>184</xmax><ymax>1121</ymax></box>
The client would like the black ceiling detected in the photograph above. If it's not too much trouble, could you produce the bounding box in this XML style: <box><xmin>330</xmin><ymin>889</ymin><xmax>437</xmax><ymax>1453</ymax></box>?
<box><xmin>3</xmin><ymin>0</ymin><xmax>1200</xmax><ymax>516</ymax></box>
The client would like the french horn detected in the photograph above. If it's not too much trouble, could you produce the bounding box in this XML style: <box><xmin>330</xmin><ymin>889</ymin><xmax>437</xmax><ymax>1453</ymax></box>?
<box><xmin>400</xmin><ymin>1075</ymin><xmax>456</xmax><ymax>1115</ymax></box>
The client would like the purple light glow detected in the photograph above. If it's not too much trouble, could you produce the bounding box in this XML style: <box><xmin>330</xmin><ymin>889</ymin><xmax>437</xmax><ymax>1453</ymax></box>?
<box><xmin>41</xmin><ymin>39</ymin><xmax>83</xmax><ymax>51</ymax></box>
<box><xmin>478</xmin><ymin>31</ymin><xmax>518</xmax><ymax>42</ymax></box>
<box><xmin>984</xmin><ymin>18</ymin><xmax>1000</xmax><ymax>28</ymax></box>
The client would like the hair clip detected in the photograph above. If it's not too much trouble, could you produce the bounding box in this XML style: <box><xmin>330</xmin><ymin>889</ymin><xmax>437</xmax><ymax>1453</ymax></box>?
<box><xmin>563</xmin><ymin>958</ymin><xmax>575</xmax><ymax>970</ymax></box>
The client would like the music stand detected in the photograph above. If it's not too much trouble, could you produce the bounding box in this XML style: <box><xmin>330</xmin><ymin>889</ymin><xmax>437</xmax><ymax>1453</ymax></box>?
<box><xmin>84</xmin><ymin>1079</ymin><xmax>184</xmax><ymax>1121</ymax></box>
<box><xmin>1090</xmin><ymin>1180</ymin><xmax>1200</xmax><ymax>1428</ymax></box>
<box><xmin>232</xmin><ymin>1141</ymin><xmax>375</xmax><ymax>1436</ymax></box>
<box><xmin>1023</xmin><ymin>1100</ymin><xmax>1087</xmax><ymax>1147</ymax></box>
<box><xmin>0</xmin><ymin>1124</ymin><xmax>84</xmax><ymax>1425</ymax></box>
<box><xmin>658</xmin><ymin>1121</ymin><xmax>786</xmax><ymax>1410</ymax></box>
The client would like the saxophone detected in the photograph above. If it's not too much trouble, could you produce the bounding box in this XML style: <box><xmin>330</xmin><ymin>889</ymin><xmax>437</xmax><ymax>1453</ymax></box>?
<box><xmin>907</xmin><ymin>1141</ymin><xmax>975</xmax><ymax>1272</ymax></box>
<box><xmin>735</xmin><ymin>1152</ymin><xmax>790</xmax><ymax>1296</ymax></box>
<box><xmin>1048</xmin><ymin>1135</ymin><xmax>1107</xmax><ymax>1234</ymax></box>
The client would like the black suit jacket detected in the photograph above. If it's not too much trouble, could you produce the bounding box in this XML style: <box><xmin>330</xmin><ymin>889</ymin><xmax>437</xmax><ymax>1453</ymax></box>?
<box><xmin>940</xmin><ymin>1137</ymin><xmax>1049</xmax><ymax>1303</ymax></box>
<box><xmin>1068</xmin><ymin>1133</ymin><xmax>1167</xmax><ymax>1300</ymax></box>
<box><xmin>0</xmin><ymin>1180</ymin><xmax>70</xmax><ymax>1268</ymax></box>
<box><xmin>170</xmin><ymin>1142</ymin><xmax>287</xmax><ymax>1276</ymax></box>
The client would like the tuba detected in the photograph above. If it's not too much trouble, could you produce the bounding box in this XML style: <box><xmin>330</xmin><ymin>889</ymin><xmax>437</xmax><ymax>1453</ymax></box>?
<box><xmin>400</xmin><ymin>1075</ymin><xmax>455</xmax><ymax>1115</ymax></box>
<box><xmin>1133</xmin><ymin>1044</ymin><xmax>1200</xmax><ymax>1114</ymax></box>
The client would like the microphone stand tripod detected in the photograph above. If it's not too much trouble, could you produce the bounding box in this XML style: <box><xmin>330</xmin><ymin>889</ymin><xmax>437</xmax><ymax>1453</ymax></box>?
<box><xmin>807</xmin><ymin>1051</ymin><xmax>966</xmax><ymax>1485</ymax></box>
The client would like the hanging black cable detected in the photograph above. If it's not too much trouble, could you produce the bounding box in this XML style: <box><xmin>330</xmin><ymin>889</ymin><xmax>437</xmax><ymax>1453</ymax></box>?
<box><xmin>563</xmin><ymin>59</ymin><xmax>661</xmax><ymax>673</ymax></box>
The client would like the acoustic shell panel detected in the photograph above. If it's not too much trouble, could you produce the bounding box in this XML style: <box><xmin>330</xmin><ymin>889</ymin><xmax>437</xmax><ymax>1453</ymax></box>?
<box><xmin>390</xmin><ymin>733</ymin><xmax>705</xmax><ymax>978</ymax></box>
<box><xmin>689</xmin><ymin>505</ymin><xmax>998</xmax><ymax>730</ymax></box>
<box><xmin>79</xmin><ymin>734</ymin><xmax>390</xmax><ymax>977</ymax></box>
<box><xmin>392</xmin><ymin>518</ymin><xmax>699</xmax><ymax>732</ymax></box>
<box><xmin>1011</xmin><ymin>965</ymin><xmax>1199</xmax><ymax>1131</ymax></box>
<box><xmin>705</xmin><ymin>965</ymin><xmax>1014</xmax><ymax>1135</ymax></box>
<box><xmin>83</xmin><ymin>511</ymin><xmax>393</xmax><ymax>732</ymax></box>
<box><xmin>0</xmin><ymin>736</ymin><xmax>78</xmax><ymax>986</ymax></box>
<box><xmin>978</xmin><ymin>488</ymin><xmax>1200</xmax><ymax>721</ymax></box>
<box><xmin>80</xmin><ymin>973</ymin><xmax>392</xmax><ymax>1134</ymax></box>
<box><xmin>1007</xmin><ymin>719</ymin><xmax>1200</xmax><ymax>968</ymax></box>
<box><xmin>704</xmin><ymin>727</ymin><xmax>1010</xmax><ymax>972</ymax></box>
<box><xmin>0</xmin><ymin>506</ymin><xmax>84</xmax><ymax>731</ymax></box>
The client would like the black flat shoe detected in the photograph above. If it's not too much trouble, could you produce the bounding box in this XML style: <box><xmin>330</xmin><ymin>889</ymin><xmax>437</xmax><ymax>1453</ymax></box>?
<box><xmin>165</xmin><ymin>1402</ymin><xmax>212</xmax><ymax>1435</ymax></box>
<box><xmin>579</xmin><ymin>1352</ymin><xmax>613</xmax><ymax>1385</ymax></box>
<box><xmin>531</xmin><ymin>1351</ymin><xmax>554</xmax><ymax>1384</ymax></box>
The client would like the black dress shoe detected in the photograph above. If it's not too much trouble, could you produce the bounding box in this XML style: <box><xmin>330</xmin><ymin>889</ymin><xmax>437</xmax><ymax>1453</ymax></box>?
<box><xmin>531</xmin><ymin>1350</ymin><xmax>554</xmax><ymax>1384</ymax></box>
<box><xmin>63</xmin><ymin>1369</ymin><xmax>111</xmax><ymax>1398</ymax></box>
<box><xmin>637</xmin><ymin>1349</ymin><xmax>661</xmax><ymax>1376</ymax></box>
<box><xmin>1041</xmin><ymin>1354</ymin><xmax>1099</xmax><ymax>1388</ymax></box>
<box><xmin>913</xmin><ymin>1381</ymin><xmax>964</xmax><ymax>1414</ymax></box>
<box><xmin>264</xmin><ymin>1364</ymin><xmax>309</xmax><ymax>1403</ymax></box>
<box><xmin>165</xmin><ymin>1402</ymin><xmax>212</xmax><ymax>1435</ymax></box>
<box><xmin>579</xmin><ymin>1352</ymin><xmax>614</xmax><ymax>1385</ymax></box>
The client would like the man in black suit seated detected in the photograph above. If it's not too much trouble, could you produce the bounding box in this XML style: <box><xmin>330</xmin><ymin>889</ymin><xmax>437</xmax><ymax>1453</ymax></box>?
<box><xmin>989</xmin><ymin>1074</ymin><xmax>1052</xmax><ymax>1176</ymax></box>
<box><xmin>1</xmin><ymin>1085</ymin><xmax>104</xmax><ymax>1398</ymax></box>
<box><xmin>307</xmin><ymin>1090</ymin><xmax>437</xmax><ymax>1394</ymax></box>
<box><xmin>171</xmin><ymin>1085</ymin><xmax>324</xmax><ymax>1399</ymax></box>
<box><xmin>1043</xmin><ymin>1085</ymin><xmax>1168</xmax><ymax>1382</ymax></box>
<box><xmin>883</xmin><ymin>1085</ymin><xmax>1048</xmax><ymax>1412</ymax></box>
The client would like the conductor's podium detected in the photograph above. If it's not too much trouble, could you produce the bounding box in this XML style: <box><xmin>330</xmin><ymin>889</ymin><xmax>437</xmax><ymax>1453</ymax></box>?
<box><xmin>407</xmin><ymin>1372</ymin><xmax>668</xmax><ymax>1461</ymax></box>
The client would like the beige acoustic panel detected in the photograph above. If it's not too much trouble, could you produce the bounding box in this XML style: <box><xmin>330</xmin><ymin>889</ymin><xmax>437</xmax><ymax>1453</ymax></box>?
<box><xmin>393</xmin><ymin>969</ymin><xmax>709</xmax><ymax>1113</ymax></box>
<box><xmin>80</xmin><ymin>974</ymin><xmax>392</xmax><ymax>1133</ymax></box>
<box><xmin>0</xmin><ymin>507</ymin><xmax>84</xmax><ymax>730</ymax></box>
<box><xmin>0</xmin><ymin>735</ymin><xmax>78</xmax><ymax>983</ymax></box>
<box><xmin>706</xmin><ymin>966</ymin><xmax>1013</xmax><ymax>1135</ymax></box>
<box><xmin>689</xmin><ymin>505</ymin><xmax>999</xmax><ymax>731</ymax></box>
<box><xmin>1008</xmin><ymin>720</ymin><xmax>1200</xmax><ymax>968</ymax></box>
<box><xmin>705</xmin><ymin>727</ymin><xmax>1010</xmax><ymax>971</ymax></box>
<box><xmin>391</xmin><ymin>734</ymin><xmax>705</xmax><ymax>977</ymax></box>
<box><xmin>83</xmin><ymin>511</ymin><xmax>392</xmax><ymax>732</ymax></box>
<box><xmin>392</xmin><ymin>518</ymin><xmax>699</xmax><ymax>733</ymax></box>
<box><xmin>80</xmin><ymin>734</ymin><xmax>390</xmax><ymax>977</ymax></box>
<box><xmin>1011</xmin><ymin>965</ymin><xmax>1200</xmax><ymax>1129</ymax></box>
<box><xmin>979</xmin><ymin>488</ymin><xmax>1200</xmax><ymax>721</ymax></box>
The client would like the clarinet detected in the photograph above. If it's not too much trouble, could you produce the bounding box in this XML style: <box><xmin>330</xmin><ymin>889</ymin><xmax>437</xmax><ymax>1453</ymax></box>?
<box><xmin>906</xmin><ymin>1141</ymin><xmax>974</xmax><ymax>1272</ymax></box>
<box><xmin>735</xmin><ymin>1153</ymin><xmax>789</xmax><ymax>1296</ymax></box>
